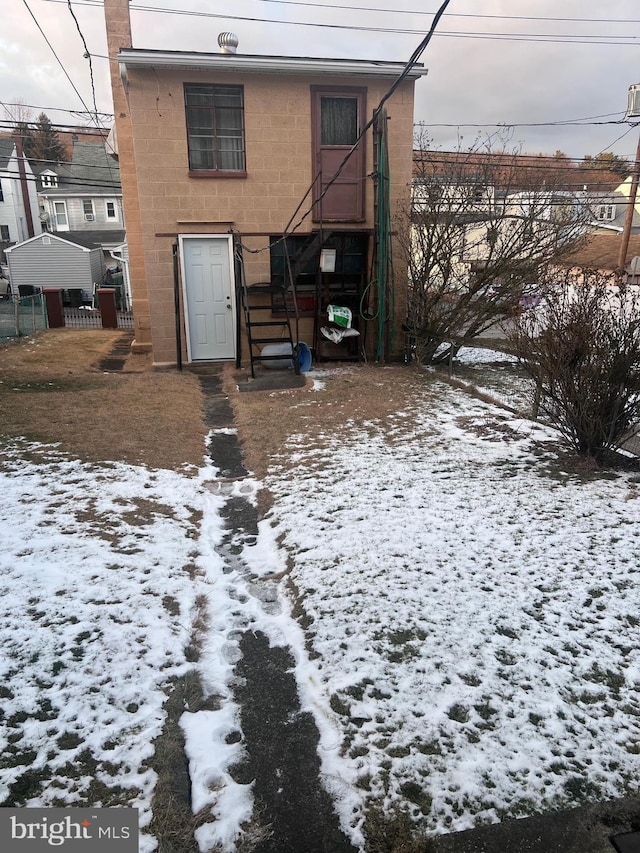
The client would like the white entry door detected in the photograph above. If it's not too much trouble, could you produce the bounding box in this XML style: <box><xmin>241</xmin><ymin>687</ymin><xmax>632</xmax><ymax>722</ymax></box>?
<box><xmin>181</xmin><ymin>236</ymin><xmax>236</xmax><ymax>361</ymax></box>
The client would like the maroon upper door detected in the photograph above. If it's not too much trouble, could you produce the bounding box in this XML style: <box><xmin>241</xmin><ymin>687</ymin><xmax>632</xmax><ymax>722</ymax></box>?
<box><xmin>311</xmin><ymin>87</ymin><xmax>366</xmax><ymax>222</ymax></box>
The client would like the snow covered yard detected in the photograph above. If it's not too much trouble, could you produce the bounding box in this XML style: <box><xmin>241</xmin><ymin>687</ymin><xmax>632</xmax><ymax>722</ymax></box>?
<box><xmin>2</xmin><ymin>344</ymin><xmax>640</xmax><ymax>853</ymax></box>
<box><xmin>0</xmin><ymin>436</ymin><xmax>277</xmax><ymax>852</ymax></box>
<box><xmin>265</xmin><ymin>365</ymin><xmax>640</xmax><ymax>845</ymax></box>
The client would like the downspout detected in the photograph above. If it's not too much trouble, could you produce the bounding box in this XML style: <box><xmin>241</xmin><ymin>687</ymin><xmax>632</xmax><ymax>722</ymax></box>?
<box><xmin>372</xmin><ymin>107</ymin><xmax>393</xmax><ymax>361</ymax></box>
<box><xmin>173</xmin><ymin>243</ymin><xmax>182</xmax><ymax>371</ymax></box>
<box><xmin>13</xmin><ymin>134</ymin><xmax>35</xmax><ymax>238</ymax></box>
<box><xmin>372</xmin><ymin>110</ymin><xmax>383</xmax><ymax>359</ymax></box>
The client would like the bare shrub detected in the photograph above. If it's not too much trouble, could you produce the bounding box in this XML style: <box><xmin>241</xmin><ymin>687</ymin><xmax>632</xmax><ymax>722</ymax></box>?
<box><xmin>399</xmin><ymin>134</ymin><xmax>588</xmax><ymax>364</ymax></box>
<box><xmin>509</xmin><ymin>270</ymin><xmax>640</xmax><ymax>460</ymax></box>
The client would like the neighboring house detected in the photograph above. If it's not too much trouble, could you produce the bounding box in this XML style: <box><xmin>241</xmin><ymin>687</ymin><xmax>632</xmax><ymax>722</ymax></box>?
<box><xmin>561</xmin><ymin>233</ymin><xmax>640</xmax><ymax>283</ymax></box>
<box><xmin>35</xmin><ymin>140</ymin><xmax>123</xmax><ymax>241</ymax></box>
<box><xmin>0</xmin><ymin>138</ymin><xmax>42</xmax><ymax>249</ymax></box>
<box><xmin>410</xmin><ymin>149</ymin><xmax>640</xmax><ymax>295</ymax></box>
<box><xmin>411</xmin><ymin>151</ymin><xmax>588</xmax><ymax>293</ymax></box>
<box><xmin>588</xmin><ymin>177</ymin><xmax>640</xmax><ymax>236</ymax></box>
<box><xmin>5</xmin><ymin>232</ymin><xmax>105</xmax><ymax>304</ymax></box>
<box><xmin>103</xmin><ymin>0</ymin><xmax>425</xmax><ymax>366</ymax></box>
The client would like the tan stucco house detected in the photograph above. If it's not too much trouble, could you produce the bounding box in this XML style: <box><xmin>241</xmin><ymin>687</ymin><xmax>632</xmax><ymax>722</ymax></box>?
<box><xmin>104</xmin><ymin>0</ymin><xmax>426</xmax><ymax>368</ymax></box>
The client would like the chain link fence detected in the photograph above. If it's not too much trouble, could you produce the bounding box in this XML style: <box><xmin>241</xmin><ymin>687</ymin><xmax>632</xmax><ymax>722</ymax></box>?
<box><xmin>0</xmin><ymin>295</ymin><xmax>47</xmax><ymax>341</ymax></box>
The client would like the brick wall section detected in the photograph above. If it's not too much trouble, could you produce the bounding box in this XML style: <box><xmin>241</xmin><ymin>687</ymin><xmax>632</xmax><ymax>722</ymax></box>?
<box><xmin>103</xmin><ymin>0</ymin><xmax>152</xmax><ymax>352</ymax></box>
<box><xmin>124</xmin><ymin>68</ymin><xmax>416</xmax><ymax>365</ymax></box>
<box><xmin>103</xmin><ymin>4</ymin><xmax>417</xmax><ymax>365</ymax></box>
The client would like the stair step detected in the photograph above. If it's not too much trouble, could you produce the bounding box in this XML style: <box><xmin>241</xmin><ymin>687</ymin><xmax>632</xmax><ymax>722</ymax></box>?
<box><xmin>246</xmin><ymin>320</ymin><xmax>290</xmax><ymax>328</ymax></box>
<box><xmin>250</xmin><ymin>337</ymin><xmax>293</xmax><ymax>345</ymax></box>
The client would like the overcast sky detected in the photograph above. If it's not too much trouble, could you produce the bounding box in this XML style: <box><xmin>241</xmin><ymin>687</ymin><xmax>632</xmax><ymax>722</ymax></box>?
<box><xmin>2</xmin><ymin>0</ymin><xmax>640</xmax><ymax>163</ymax></box>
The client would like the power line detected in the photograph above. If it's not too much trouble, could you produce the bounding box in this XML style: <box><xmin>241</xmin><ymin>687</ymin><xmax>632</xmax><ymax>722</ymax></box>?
<box><xmin>1</xmin><ymin>102</ymin><xmax>113</xmax><ymax>120</ymax></box>
<box><xmin>1</xmin><ymin>169</ymin><xmax>121</xmax><ymax>190</ymax></box>
<box><xmin>0</xmin><ymin>120</ymin><xmax>110</xmax><ymax>136</ymax></box>
<box><xmin>37</xmin><ymin>0</ymin><xmax>640</xmax><ymax>43</ymax></box>
<box><xmin>19</xmin><ymin>0</ymin><xmax>98</xmax><ymax>121</ymax></box>
<box><xmin>0</xmin><ymin>150</ymin><xmax>121</xmax><ymax>173</ymax></box>
<box><xmin>41</xmin><ymin>0</ymin><xmax>640</xmax><ymax>26</ymax></box>
<box><xmin>65</xmin><ymin>0</ymin><xmax>100</xmax><ymax>120</ymax></box>
<box><xmin>284</xmin><ymin>0</ymin><xmax>454</xmax><ymax>236</ymax></box>
<box><xmin>415</xmin><ymin>117</ymin><xmax>631</xmax><ymax>130</ymax></box>
<box><xmin>413</xmin><ymin>149</ymin><xmax>634</xmax><ymax>168</ymax></box>
<box><xmin>254</xmin><ymin>0</ymin><xmax>640</xmax><ymax>25</ymax></box>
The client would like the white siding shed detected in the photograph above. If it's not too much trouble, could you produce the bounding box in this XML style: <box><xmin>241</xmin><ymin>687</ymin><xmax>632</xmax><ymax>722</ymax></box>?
<box><xmin>5</xmin><ymin>232</ymin><xmax>103</xmax><ymax>302</ymax></box>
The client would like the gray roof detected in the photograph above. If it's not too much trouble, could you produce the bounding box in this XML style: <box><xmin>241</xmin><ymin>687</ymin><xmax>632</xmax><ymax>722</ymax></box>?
<box><xmin>35</xmin><ymin>141</ymin><xmax>121</xmax><ymax>195</ymax></box>
<box><xmin>47</xmin><ymin>230</ymin><xmax>127</xmax><ymax>249</ymax></box>
<box><xmin>0</xmin><ymin>138</ymin><xmax>16</xmax><ymax>170</ymax></box>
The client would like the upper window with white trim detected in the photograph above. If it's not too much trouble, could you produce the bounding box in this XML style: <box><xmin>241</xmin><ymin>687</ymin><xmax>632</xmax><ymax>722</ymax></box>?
<box><xmin>596</xmin><ymin>203</ymin><xmax>616</xmax><ymax>221</ymax></box>
<box><xmin>105</xmin><ymin>200</ymin><xmax>118</xmax><ymax>221</ymax></box>
<box><xmin>41</xmin><ymin>170</ymin><xmax>58</xmax><ymax>188</ymax></box>
<box><xmin>184</xmin><ymin>84</ymin><xmax>246</xmax><ymax>173</ymax></box>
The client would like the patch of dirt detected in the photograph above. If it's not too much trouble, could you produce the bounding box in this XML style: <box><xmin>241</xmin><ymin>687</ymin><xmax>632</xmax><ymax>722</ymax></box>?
<box><xmin>455</xmin><ymin>414</ymin><xmax>528</xmax><ymax>443</ymax></box>
<box><xmin>224</xmin><ymin>362</ymin><xmax>434</xmax><ymax>481</ymax></box>
<box><xmin>0</xmin><ymin>330</ymin><xmax>206</xmax><ymax>471</ymax></box>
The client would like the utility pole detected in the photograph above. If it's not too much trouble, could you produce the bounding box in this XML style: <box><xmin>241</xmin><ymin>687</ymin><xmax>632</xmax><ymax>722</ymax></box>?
<box><xmin>13</xmin><ymin>131</ymin><xmax>35</xmax><ymax>239</ymax></box>
<box><xmin>617</xmin><ymin>129</ymin><xmax>640</xmax><ymax>271</ymax></box>
<box><xmin>618</xmin><ymin>84</ymin><xmax>640</xmax><ymax>272</ymax></box>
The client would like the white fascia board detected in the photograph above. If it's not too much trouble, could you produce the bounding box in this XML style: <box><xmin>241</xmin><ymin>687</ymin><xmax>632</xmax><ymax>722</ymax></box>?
<box><xmin>588</xmin><ymin>222</ymin><xmax>623</xmax><ymax>233</ymax></box>
<box><xmin>118</xmin><ymin>49</ymin><xmax>427</xmax><ymax>80</ymax></box>
<box><xmin>6</xmin><ymin>233</ymin><xmax>92</xmax><ymax>253</ymax></box>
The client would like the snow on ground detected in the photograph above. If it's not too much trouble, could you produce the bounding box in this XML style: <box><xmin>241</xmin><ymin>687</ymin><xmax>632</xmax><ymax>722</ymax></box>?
<box><xmin>446</xmin><ymin>345</ymin><xmax>534</xmax><ymax>414</ymax></box>
<box><xmin>3</xmin><ymin>361</ymin><xmax>640</xmax><ymax>852</ymax></box>
<box><xmin>265</xmin><ymin>371</ymin><xmax>640</xmax><ymax>843</ymax></box>
<box><xmin>0</xmin><ymin>438</ymin><xmax>269</xmax><ymax>852</ymax></box>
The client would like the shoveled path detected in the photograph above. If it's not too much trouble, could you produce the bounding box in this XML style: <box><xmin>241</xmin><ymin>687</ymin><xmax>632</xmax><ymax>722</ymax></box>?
<box><xmin>194</xmin><ymin>364</ymin><xmax>355</xmax><ymax>853</ymax></box>
<box><xmin>192</xmin><ymin>363</ymin><xmax>640</xmax><ymax>853</ymax></box>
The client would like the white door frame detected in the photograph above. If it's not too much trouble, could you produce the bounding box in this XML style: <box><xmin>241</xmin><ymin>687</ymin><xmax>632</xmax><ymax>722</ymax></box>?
<box><xmin>52</xmin><ymin>199</ymin><xmax>69</xmax><ymax>231</ymax></box>
<box><xmin>179</xmin><ymin>234</ymin><xmax>237</xmax><ymax>363</ymax></box>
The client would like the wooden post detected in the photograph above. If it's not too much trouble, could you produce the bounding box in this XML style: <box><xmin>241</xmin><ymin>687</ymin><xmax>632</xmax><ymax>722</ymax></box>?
<box><xmin>98</xmin><ymin>288</ymin><xmax>118</xmax><ymax>329</ymax></box>
<box><xmin>42</xmin><ymin>288</ymin><xmax>65</xmax><ymax>328</ymax></box>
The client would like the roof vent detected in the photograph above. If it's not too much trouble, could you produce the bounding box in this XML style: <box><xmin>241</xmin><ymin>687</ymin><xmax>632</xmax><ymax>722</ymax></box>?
<box><xmin>218</xmin><ymin>32</ymin><xmax>239</xmax><ymax>54</ymax></box>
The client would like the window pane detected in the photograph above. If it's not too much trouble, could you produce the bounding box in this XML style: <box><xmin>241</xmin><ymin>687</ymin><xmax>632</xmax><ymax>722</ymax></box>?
<box><xmin>185</xmin><ymin>87</ymin><xmax>217</xmax><ymax>107</ymax></box>
<box><xmin>218</xmin><ymin>137</ymin><xmax>245</xmax><ymax>171</ymax></box>
<box><xmin>186</xmin><ymin>107</ymin><xmax>214</xmax><ymax>133</ymax></box>
<box><xmin>216</xmin><ymin>107</ymin><xmax>242</xmax><ymax>133</ymax></box>
<box><xmin>185</xmin><ymin>85</ymin><xmax>245</xmax><ymax>171</ymax></box>
<box><xmin>83</xmin><ymin>200</ymin><xmax>93</xmax><ymax>215</ymax></box>
<box><xmin>188</xmin><ymin>136</ymin><xmax>215</xmax><ymax>170</ymax></box>
<box><xmin>321</xmin><ymin>97</ymin><xmax>358</xmax><ymax>146</ymax></box>
<box><xmin>214</xmin><ymin>91</ymin><xmax>242</xmax><ymax>109</ymax></box>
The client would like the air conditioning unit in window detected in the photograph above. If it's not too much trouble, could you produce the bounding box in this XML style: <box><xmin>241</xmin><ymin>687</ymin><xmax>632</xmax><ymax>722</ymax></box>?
<box><xmin>84</xmin><ymin>214</ymin><xmax>94</xmax><ymax>221</ymax></box>
<box><xmin>628</xmin><ymin>84</ymin><xmax>640</xmax><ymax>118</ymax></box>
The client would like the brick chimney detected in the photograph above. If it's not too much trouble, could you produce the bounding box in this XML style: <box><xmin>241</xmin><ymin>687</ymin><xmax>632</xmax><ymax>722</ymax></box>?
<box><xmin>103</xmin><ymin>0</ymin><xmax>152</xmax><ymax>353</ymax></box>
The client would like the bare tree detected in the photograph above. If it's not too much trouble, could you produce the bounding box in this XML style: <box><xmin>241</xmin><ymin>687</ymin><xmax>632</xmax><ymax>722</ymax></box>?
<box><xmin>399</xmin><ymin>135</ymin><xmax>589</xmax><ymax>364</ymax></box>
<box><xmin>509</xmin><ymin>270</ymin><xmax>640</xmax><ymax>461</ymax></box>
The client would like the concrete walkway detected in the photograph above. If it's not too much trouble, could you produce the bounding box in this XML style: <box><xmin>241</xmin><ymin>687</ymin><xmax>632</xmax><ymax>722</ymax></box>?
<box><xmin>194</xmin><ymin>365</ymin><xmax>355</xmax><ymax>853</ymax></box>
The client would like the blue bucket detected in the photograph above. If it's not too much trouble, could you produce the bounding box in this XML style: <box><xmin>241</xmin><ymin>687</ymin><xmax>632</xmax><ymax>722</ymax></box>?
<box><xmin>295</xmin><ymin>342</ymin><xmax>312</xmax><ymax>373</ymax></box>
